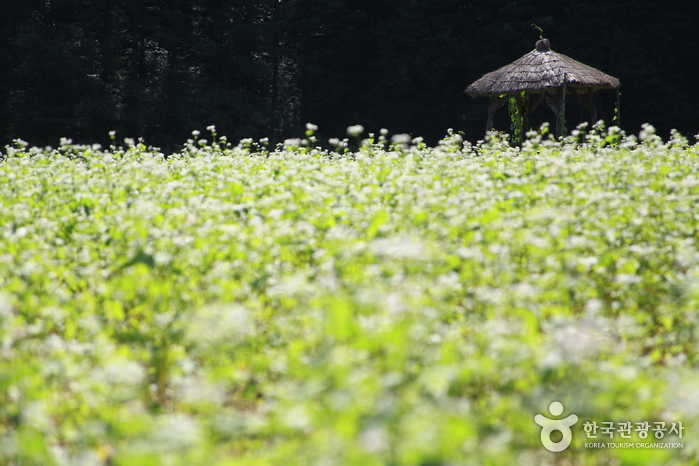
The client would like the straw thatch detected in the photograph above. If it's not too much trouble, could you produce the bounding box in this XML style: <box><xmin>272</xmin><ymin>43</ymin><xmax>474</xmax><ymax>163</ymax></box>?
<box><xmin>466</xmin><ymin>39</ymin><xmax>620</xmax><ymax>96</ymax></box>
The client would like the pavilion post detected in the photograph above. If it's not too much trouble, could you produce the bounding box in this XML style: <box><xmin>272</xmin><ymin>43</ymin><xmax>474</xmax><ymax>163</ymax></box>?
<box><xmin>523</xmin><ymin>92</ymin><xmax>530</xmax><ymax>136</ymax></box>
<box><xmin>485</xmin><ymin>96</ymin><xmax>507</xmax><ymax>135</ymax></box>
<box><xmin>557</xmin><ymin>73</ymin><xmax>567</xmax><ymax>138</ymax></box>
<box><xmin>545</xmin><ymin>94</ymin><xmax>560</xmax><ymax>125</ymax></box>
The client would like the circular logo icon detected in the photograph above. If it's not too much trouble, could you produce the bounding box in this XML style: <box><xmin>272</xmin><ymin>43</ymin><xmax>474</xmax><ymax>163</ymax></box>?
<box><xmin>535</xmin><ymin>401</ymin><xmax>579</xmax><ymax>452</ymax></box>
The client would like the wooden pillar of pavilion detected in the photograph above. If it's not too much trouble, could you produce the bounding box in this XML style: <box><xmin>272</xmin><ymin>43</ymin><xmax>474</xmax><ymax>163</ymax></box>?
<box><xmin>485</xmin><ymin>96</ymin><xmax>508</xmax><ymax>134</ymax></box>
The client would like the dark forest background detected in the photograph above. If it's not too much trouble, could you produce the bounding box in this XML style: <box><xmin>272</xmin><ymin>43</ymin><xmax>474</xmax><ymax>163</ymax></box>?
<box><xmin>1</xmin><ymin>0</ymin><xmax>697</xmax><ymax>152</ymax></box>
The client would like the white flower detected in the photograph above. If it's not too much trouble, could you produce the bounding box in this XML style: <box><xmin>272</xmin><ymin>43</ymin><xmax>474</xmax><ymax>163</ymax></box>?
<box><xmin>267</xmin><ymin>273</ymin><xmax>311</xmax><ymax>298</ymax></box>
<box><xmin>172</xmin><ymin>375</ymin><xmax>225</xmax><ymax>405</ymax></box>
<box><xmin>206</xmin><ymin>125</ymin><xmax>216</xmax><ymax>133</ymax></box>
<box><xmin>43</xmin><ymin>334</ymin><xmax>64</xmax><ymax>354</ymax></box>
<box><xmin>541</xmin><ymin>319</ymin><xmax>612</xmax><ymax>367</ymax></box>
<box><xmin>185</xmin><ymin>304</ymin><xmax>252</xmax><ymax>347</ymax></box>
<box><xmin>359</xmin><ymin>427</ymin><xmax>390</xmax><ymax>453</ymax></box>
<box><xmin>584</xmin><ymin>299</ymin><xmax>605</xmax><ymax>315</ymax></box>
<box><xmin>347</xmin><ymin>125</ymin><xmax>365</xmax><ymax>137</ymax></box>
<box><xmin>283</xmin><ymin>405</ymin><xmax>311</xmax><ymax>431</ymax></box>
<box><xmin>370</xmin><ymin>236</ymin><xmax>429</xmax><ymax>260</ymax></box>
<box><xmin>191</xmin><ymin>130</ymin><xmax>201</xmax><ymax>137</ymax></box>
<box><xmin>22</xmin><ymin>401</ymin><xmax>51</xmax><ymax>431</ymax></box>
<box><xmin>390</xmin><ymin>134</ymin><xmax>412</xmax><ymax>145</ymax></box>
<box><xmin>100</xmin><ymin>357</ymin><xmax>145</xmax><ymax>388</ymax></box>
<box><xmin>151</xmin><ymin>414</ymin><xmax>203</xmax><ymax>451</ymax></box>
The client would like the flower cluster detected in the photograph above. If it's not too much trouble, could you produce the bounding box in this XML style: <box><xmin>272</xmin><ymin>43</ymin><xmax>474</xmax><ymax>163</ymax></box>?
<box><xmin>0</xmin><ymin>127</ymin><xmax>697</xmax><ymax>464</ymax></box>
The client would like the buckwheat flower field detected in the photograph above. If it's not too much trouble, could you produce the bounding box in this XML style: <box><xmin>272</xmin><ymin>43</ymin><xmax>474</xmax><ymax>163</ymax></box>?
<box><xmin>1</xmin><ymin>124</ymin><xmax>698</xmax><ymax>464</ymax></box>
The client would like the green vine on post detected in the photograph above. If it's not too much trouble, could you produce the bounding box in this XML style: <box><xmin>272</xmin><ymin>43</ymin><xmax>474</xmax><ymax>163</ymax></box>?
<box><xmin>558</xmin><ymin>107</ymin><xmax>568</xmax><ymax>137</ymax></box>
<box><xmin>508</xmin><ymin>91</ymin><xmax>525</xmax><ymax>143</ymax></box>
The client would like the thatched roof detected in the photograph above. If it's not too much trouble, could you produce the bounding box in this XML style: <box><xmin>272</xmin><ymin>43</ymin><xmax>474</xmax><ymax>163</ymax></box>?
<box><xmin>465</xmin><ymin>39</ymin><xmax>620</xmax><ymax>97</ymax></box>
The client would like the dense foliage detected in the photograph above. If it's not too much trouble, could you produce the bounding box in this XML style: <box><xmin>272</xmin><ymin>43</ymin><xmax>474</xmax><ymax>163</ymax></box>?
<box><xmin>1</xmin><ymin>0</ymin><xmax>697</xmax><ymax>150</ymax></box>
<box><xmin>1</xmin><ymin>124</ymin><xmax>698</xmax><ymax>464</ymax></box>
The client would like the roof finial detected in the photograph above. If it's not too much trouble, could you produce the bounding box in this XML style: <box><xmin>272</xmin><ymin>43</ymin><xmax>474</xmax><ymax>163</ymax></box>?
<box><xmin>536</xmin><ymin>38</ymin><xmax>551</xmax><ymax>52</ymax></box>
<box><xmin>532</xmin><ymin>24</ymin><xmax>550</xmax><ymax>52</ymax></box>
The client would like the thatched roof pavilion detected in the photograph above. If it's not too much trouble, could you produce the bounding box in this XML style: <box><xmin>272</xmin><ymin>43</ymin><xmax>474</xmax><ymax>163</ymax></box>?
<box><xmin>465</xmin><ymin>39</ymin><xmax>620</xmax><ymax>138</ymax></box>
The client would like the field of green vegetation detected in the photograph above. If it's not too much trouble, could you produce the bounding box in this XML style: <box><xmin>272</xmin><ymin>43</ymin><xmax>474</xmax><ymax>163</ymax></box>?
<box><xmin>1</xmin><ymin>123</ymin><xmax>698</xmax><ymax>465</ymax></box>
